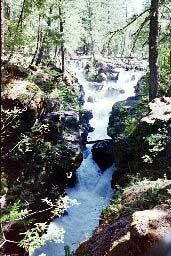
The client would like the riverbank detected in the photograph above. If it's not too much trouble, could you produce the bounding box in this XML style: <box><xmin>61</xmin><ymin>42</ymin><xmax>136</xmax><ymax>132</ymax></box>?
<box><xmin>1</xmin><ymin>58</ymin><xmax>89</xmax><ymax>255</ymax></box>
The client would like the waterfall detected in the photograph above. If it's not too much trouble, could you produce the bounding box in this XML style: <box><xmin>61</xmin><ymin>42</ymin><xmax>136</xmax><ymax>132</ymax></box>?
<box><xmin>32</xmin><ymin>60</ymin><xmax>143</xmax><ymax>256</ymax></box>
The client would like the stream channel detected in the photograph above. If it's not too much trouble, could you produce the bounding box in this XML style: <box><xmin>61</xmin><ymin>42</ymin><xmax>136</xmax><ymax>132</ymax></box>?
<box><xmin>33</xmin><ymin>59</ymin><xmax>143</xmax><ymax>256</ymax></box>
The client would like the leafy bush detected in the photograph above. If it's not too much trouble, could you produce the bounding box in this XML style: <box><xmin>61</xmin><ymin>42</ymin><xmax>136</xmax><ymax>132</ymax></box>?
<box><xmin>142</xmin><ymin>127</ymin><xmax>169</xmax><ymax>163</ymax></box>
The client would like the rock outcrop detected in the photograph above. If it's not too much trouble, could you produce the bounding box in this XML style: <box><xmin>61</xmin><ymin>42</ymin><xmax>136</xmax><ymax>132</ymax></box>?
<box><xmin>1</xmin><ymin>75</ymin><xmax>83</xmax><ymax>196</ymax></box>
<box><xmin>80</xmin><ymin>109</ymin><xmax>94</xmax><ymax>146</ymax></box>
<box><xmin>108</xmin><ymin>96</ymin><xmax>171</xmax><ymax>187</ymax></box>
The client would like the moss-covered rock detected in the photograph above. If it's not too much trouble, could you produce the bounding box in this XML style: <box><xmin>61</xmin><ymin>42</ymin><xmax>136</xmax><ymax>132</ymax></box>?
<box><xmin>107</xmin><ymin>97</ymin><xmax>171</xmax><ymax>187</ymax></box>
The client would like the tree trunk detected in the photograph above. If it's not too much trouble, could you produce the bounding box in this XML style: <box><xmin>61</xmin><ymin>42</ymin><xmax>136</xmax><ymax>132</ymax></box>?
<box><xmin>169</xmin><ymin>50</ymin><xmax>171</xmax><ymax>72</ymax></box>
<box><xmin>54</xmin><ymin>44</ymin><xmax>58</xmax><ymax>59</ymax></box>
<box><xmin>87</xmin><ymin>0</ymin><xmax>94</xmax><ymax>60</ymax></box>
<box><xmin>149</xmin><ymin>0</ymin><xmax>159</xmax><ymax>101</ymax></box>
<box><xmin>7</xmin><ymin>0</ymin><xmax>26</xmax><ymax>61</ymax></box>
<box><xmin>59</xmin><ymin>4</ymin><xmax>64</xmax><ymax>73</ymax></box>
<box><xmin>30</xmin><ymin>14</ymin><xmax>41</xmax><ymax>65</ymax></box>
<box><xmin>35</xmin><ymin>37</ymin><xmax>45</xmax><ymax>66</ymax></box>
<box><xmin>1</xmin><ymin>0</ymin><xmax>4</xmax><ymax>57</ymax></box>
<box><xmin>17</xmin><ymin>0</ymin><xmax>26</xmax><ymax>29</ymax></box>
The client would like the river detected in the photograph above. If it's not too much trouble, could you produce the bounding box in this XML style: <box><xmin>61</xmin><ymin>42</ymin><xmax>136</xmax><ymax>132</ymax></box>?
<box><xmin>32</xmin><ymin>59</ymin><xmax>143</xmax><ymax>256</ymax></box>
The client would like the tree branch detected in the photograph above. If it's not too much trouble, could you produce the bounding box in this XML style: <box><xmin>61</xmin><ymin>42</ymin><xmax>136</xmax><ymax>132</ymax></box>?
<box><xmin>130</xmin><ymin>13</ymin><xmax>151</xmax><ymax>54</ymax></box>
<box><xmin>107</xmin><ymin>8</ymin><xmax>150</xmax><ymax>43</ymax></box>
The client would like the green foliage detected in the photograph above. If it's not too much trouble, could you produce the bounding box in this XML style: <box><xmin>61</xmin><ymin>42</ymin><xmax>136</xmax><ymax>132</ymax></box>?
<box><xmin>158</xmin><ymin>48</ymin><xmax>171</xmax><ymax>96</ymax></box>
<box><xmin>18</xmin><ymin>196</ymin><xmax>78</xmax><ymax>252</ymax></box>
<box><xmin>19</xmin><ymin>222</ymin><xmax>48</xmax><ymax>252</ymax></box>
<box><xmin>0</xmin><ymin>200</ymin><xmax>29</xmax><ymax>223</ymax></box>
<box><xmin>102</xmin><ymin>186</ymin><xmax>123</xmax><ymax>217</ymax></box>
<box><xmin>123</xmin><ymin>115</ymin><xmax>139</xmax><ymax>135</ymax></box>
<box><xmin>64</xmin><ymin>245</ymin><xmax>75</xmax><ymax>256</ymax></box>
<box><xmin>0</xmin><ymin>195</ymin><xmax>78</xmax><ymax>252</ymax></box>
<box><xmin>50</xmin><ymin>83</ymin><xmax>80</xmax><ymax>110</ymax></box>
<box><xmin>142</xmin><ymin>127</ymin><xmax>169</xmax><ymax>163</ymax></box>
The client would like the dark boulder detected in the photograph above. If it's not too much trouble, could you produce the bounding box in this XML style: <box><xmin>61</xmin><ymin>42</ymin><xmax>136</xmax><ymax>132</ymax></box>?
<box><xmin>92</xmin><ymin>141</ymin><xmax>114</xmax><ymax>170</ymax></box>
<box><xmin>44</xmin><ymin>98</ymin><xmax>61</xmax><ymax>113</ymax></box>
<box><xmin>90</xmin><ymin>82</ymin><xmax>104</xmax><ymax>91</ymax></box>
<box><xmin>61</xmin><ymin>111</ymin><xmax>79</xmax><ymax>129</ymax></box>
<box><xmin>108</xmin><ymin>72</ymin><xmax>119</xmax><ymax>81</ymax></box>
<box><xmin>80</xmin><ymin>109</ymin><xmax>93</xmax><ymax>123</ymax></box>
<box><xmin>119</xmin><ymin>89</ymin><xmax>125</xmax><ymax>94</ymax></box>
<box><xmin>105</xmin><ymin>87</ymin><xmax>120</xmax><ymax>97</ymax></box>
<box><xmin>87</xmin><ymin>96</ymin><xmax>94</xmax><ymax>102</ymax></box>
<box><xmin>80</xmin><ymin>109</ymin><xmax>94</xmax><ymax>146</ymax></box>
<box><xmin>134</xmin><ymin>76</ymin><xmax>145</xmax><ymax>96</ymax></box>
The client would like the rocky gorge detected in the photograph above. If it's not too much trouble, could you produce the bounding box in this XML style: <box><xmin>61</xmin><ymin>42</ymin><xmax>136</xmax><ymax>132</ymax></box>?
<box><xmin>1</xmin><ymin>57</ymin><xmax>171</xmax><ymax>256</ymax></box>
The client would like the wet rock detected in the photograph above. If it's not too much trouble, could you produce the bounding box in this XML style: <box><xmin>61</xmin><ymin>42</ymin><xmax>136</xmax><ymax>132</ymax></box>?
<box><xmin>108</xmin><ymin>96</ymin><xmax>171</xmax><ymax>187</ymax></box>
<box><xmin>95</xmin><ymin>74</ymin><xmax>105</xmax><ymax>83</ymax></box>
<box><xmin>119</xmin><ymin>89</ymin><xmax>125</xmax><ymax>94</ymax></box>
<box><xmin>80</xmin><ymin>109</ymin><xmax>93</xmax><ymax>122</ymax></box>
<box><xmin>100</xmin><ymin>73</ymin><xmax>107</xmax><ymax>81</ymax></box>
<box><xmin>87</xmin><ymin>96</ymin><xmax>94</xmax><ymax>103</ymax></box>
<box><xmin>92</xmin><ymin>141</ymin><xmax>114</xmax><ymax>170</ymax></box>
<box><xmin>90</xmin><ymin>82</ymin><xmax>104</xmax><ymax>91</ymax></box>
<box><xmin>1</xmin><ymin>63</ymin><xmax>85</xmax><ymax>255</ymax></box>
<box><xmin>108</xmin><ymin>95</ymin><xmax>142</xmax><ymax>139</ymax></box>
<box><xmin>134</xmin><ymin>76</ymin><xmax>145</xmax><ymax>96</ymax></box>
<box><xmin>108</xmin><ymin>72</ymin><xmax>119</xmax><ymax>81</ymax></box>
<box><xmin>85</xmin><ymin>59</ymin><xmax>120</xmax><ymax>83</ymax></box>
<box><xmin>105</xmin><ymin>87</ymin><xmax>120</xmax><ymax>97</ymax></box>
<box><xmin>78</xmin><ymin>84</ymin><xmax>85</xmax><ymax>105</ymax></box>
<box><xmin>131</xmin><ymin>74</ymin><xmax>136</xmax><ymax>81</ymax></box>
<box><xmin>80</xmin><ymin>109</ymin><xmax>94</xmax><ymax>146</ymax></box>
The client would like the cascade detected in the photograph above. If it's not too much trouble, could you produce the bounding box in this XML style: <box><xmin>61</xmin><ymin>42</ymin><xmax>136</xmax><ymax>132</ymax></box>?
<box><xmin>33</xmin><ymin>60</ymin><xmax>143</xmax><ymax>256</ymax></box>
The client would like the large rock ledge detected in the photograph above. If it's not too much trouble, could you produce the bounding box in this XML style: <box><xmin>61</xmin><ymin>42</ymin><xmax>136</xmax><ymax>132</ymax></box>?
<box><xmin>76</xmin><ymin>180</ymin><xmax>171</xmax><ymax>256</ymax></box>
<box><xmin>2</xmin><ymin>77</ymin><xmax>83</xmax><ymax>194</ymax></box>
<box><xmin>107</xmin><ymin>96</ymin><xmax>171</xmax><ymax>187</ymax></box>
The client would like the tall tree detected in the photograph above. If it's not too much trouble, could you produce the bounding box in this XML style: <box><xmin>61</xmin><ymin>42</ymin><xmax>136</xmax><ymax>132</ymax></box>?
<box><xmin>59</xmin><ymin>1</ymin><xmax>65</xmax><ymax>73</ymax></box>
<box><xmin>149</xmin><ymin>0</ymin><xmax>159</xmax><ymax>100</ymax></box>
<box><xmin>1</xmin><ymin>0</ymin><xmax>4</xmax><ymax>56</ymax></box>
